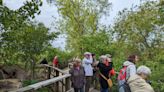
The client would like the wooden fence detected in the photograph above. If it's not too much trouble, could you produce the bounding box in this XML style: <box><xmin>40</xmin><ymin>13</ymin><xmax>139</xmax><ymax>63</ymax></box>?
<box><xmin>10</xmin><ymin>64</ymin><xmax>72</xmax><ymax>92</ymax></box>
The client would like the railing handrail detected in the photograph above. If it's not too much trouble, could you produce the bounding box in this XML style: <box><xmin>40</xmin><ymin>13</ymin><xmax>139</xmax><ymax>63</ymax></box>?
<box><xmin>10</xmin><ymin>74</ymin><xmax>71</xmax><ymax>92</ymax></box>
<box><xmin>42</xmin><ymin>64</ymin><xmax>68</xmax><ymax>74</ymax></box>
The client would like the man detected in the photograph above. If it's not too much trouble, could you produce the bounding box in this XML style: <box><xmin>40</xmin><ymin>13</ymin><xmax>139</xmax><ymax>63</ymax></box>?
<box><xmin>82</xmin><ymin>52</ymin><xmax>93</xmax><ymax>92</ymax></box>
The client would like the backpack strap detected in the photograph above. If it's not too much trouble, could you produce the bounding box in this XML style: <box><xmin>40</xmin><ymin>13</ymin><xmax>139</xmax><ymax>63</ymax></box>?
<box><xmin>99</xmin><ymin>72</ymin><xmax>108</xmax><ymax>80</ymax></box>
<box><xmin>100</xmin><ymin>72</ymin><xmax>113</xmax><ymax>88</ymax></box>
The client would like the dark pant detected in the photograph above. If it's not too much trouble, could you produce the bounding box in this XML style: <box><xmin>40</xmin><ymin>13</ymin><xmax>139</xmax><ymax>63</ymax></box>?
<box><xmin>85</xmin><ymin>76</ymin><xmax>92</xmax><ymax>92</ymax></box>
<box><xmin>101</xmin><ymin>88</ymin><xmax>109</xmax><ymax>92</ymax></box>
<box><xmin>74</xmin><ymin>87</ymin><xmax>84</xmax><ymax>92</ymax></box>
<box><xmin>92</xmin><ymin>71</ymin><xmax>99</xmax><ymax>89</ymax></box>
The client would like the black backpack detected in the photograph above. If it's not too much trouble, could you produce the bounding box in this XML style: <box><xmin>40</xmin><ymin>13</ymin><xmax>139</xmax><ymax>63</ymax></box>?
<box><xmin>123</xmin><ymin>82</ymin><xmax>131</xmax><ymax>92</ymax></box>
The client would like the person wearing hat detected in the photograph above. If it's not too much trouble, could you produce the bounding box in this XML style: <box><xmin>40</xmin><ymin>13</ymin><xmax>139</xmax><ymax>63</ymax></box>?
<box><xmin>106</xmin><ymin>54</ymin><xmax>112</xmax><ymax>62</ymax></box>
<box><xmin>69</xmin><ymin>58</ymin><xmax>85</xmax><ymax>92</ymax></box>
<box><xmin>82</xmin><ymin>52</ymin><xmax>93</xmax><ymax>92</ymax></box>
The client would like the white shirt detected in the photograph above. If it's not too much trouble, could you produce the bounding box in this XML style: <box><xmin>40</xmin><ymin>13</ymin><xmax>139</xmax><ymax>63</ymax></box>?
<box><xmin>82</xmin><ymin>57</ymin><xmax>93</xmax><ymax>76</ymax></box>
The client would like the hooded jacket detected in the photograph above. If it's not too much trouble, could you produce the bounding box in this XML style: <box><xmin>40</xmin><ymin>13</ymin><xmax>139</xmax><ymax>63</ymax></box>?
<box><xmin>127</xmin><ymin>74</ymin><xmax>154</xmax><ymax>92</ymax></box>
<box><xmin>124</xmin><ymin>61</ymin><xmax>136</xmax><ymax>80</ymax></box>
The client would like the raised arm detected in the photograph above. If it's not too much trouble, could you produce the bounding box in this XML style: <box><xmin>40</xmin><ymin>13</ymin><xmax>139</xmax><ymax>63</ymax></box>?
<box><xmin>83</xmin><ymin>58</ymin><xmax>93</xmax><ymax>64</ymax></box>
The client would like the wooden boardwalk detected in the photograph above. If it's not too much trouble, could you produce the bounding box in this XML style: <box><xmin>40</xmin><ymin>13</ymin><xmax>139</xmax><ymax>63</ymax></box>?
<box><xmin>91</xmin><ymin>89</ymin><xmax>99</xmax><ymax>92</ymax></box>
<box><xmin>12</xmin><ymin>64</ymin><xmax>100</xmax><ymax>92</ymax></box>
<box><xmin>90</xmin><ymin>88</ymin><xmax>99</xmax><ymax>92</ymax></box>
<box><xmin>68</xmin><ymin>88</ymin><xmax>99</xmax><ymax>92</ymax></box>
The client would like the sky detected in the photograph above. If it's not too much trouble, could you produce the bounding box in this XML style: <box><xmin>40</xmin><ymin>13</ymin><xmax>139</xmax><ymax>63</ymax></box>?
<box><xmin>3</xmin><ymin>0</ymin><xmax>141</xmax><ymax>50</ymax></box>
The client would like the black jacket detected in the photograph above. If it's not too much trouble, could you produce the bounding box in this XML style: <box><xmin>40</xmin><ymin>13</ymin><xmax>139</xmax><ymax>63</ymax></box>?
<box><xmin>97</xmin><ymin>62</ymin><xmax>113</xmax><ymax>89</ymax></box>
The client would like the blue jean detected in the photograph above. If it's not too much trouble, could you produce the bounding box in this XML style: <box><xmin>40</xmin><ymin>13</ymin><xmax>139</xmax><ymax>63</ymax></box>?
<box><xmin>119</xmin><ymin>86</ymin><xmax>125</xmax><ymax>92</ymax></box>
<box><xmin>74</xmin><ymin>87</ymin><xmax>84</xmax><ymax>92</ymax></box>
<box><xmin>101</xmin><ymin>88</ymin><xmax>109</xmax><ymax>92</ymax></box>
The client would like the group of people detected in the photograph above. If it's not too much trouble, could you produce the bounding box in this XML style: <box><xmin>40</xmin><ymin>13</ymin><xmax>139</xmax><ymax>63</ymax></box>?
<box><xmin>118</xmin><ymin>55</ymin><xmax>154</xmax><ymax>92</ymax></box>
<box><xmin>69</xmin><ymin>52</ymin><xmax>154</xmax><ymax>92</ymax></box>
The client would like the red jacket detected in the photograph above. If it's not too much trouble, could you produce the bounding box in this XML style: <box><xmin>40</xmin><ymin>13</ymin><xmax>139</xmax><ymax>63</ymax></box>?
<box><xmin>53</xmin><ymin>58</ymin><xmax>58</xmax><ymax>65</ymax></box>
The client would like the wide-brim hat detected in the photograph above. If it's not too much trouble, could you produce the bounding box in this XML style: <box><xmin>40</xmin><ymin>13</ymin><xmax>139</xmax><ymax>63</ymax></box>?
<box><xmin>84</xmin><ymin>52</ymin><xmax>91</xmax><ymax>55</ymax></box>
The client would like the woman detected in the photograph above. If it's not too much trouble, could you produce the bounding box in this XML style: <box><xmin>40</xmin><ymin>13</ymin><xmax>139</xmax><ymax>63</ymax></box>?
<box><xmin>124</xmin><ymin>54</ymin><xmax>139</xmax><ymax>80</ymax></box>
<box><xmin>127</xmin><ymin>65</ymin><xmax>154</xmax><ymax>92</ymax></box>
<box><xmin>69</xmin><ymin>58</ymin><xmax>85</xmax><ymax>92</ymax></box>
<box><xmin>97</xmin><ymin>55</ymin><xmax>113</xmax><ymax>92</ymax></box>
<box><xmin>118</xmin><ymin>54</ymin><xmax>139</xmax><ymax>92</ymax></box>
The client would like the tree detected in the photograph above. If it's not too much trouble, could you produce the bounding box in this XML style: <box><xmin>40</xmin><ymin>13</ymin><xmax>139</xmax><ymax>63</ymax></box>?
<box><xmin>113</xmin><ymin>1</ymin><xmax>164</xmax><ymax>58</ymax></box>
<box><xmin>0</xmin><ymin>0</ymin><xmax>43</xmax><ymax>65</ymax></box>
<box><xmin>54</xmin><ymin>0</ymin><xmax>111</xmax><ymax>55</ymax></box>
<box><xmin>0</xmin><ymin>0</ymin><xmax>42</xmax><ymax>31</ymax></box>
<box><xmin>0</xmin><ymin>0</ymin><xmax>59</xmax><ymax>79</ymax></box>
<box><xmin>0</xmin><ymin>22</ymin><xmax>58</xmax><ymax>78</ymax></box>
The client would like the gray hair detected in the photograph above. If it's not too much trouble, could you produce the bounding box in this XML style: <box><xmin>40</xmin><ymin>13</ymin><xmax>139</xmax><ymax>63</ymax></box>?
<box><xmin>137</xmin><ymin>65</ymin><xmax>151</xmax><ymax>76</ymax></box>
<box><xmin>99</xmin><ymin>55</ymin><xmax>107</xmax><ymax>62</ymax></box>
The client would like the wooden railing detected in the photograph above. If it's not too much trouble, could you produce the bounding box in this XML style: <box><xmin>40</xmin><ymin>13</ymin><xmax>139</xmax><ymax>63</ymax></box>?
<box><xmin>10</xmin><ymin>64</ymin><xmax>72</xmax><ymax>92</ymax></box>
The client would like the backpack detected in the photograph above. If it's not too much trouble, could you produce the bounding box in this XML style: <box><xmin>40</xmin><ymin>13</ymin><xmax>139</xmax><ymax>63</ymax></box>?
<box><xmin>117</xmin><ymin>66</ymin><xmax>127</xmax><ymax>81</ymax></box>
<box><xmin>117</xmin><ymin>66</ymin><xmax>131</xmax><ymax>92</ymax></box>
<box><xmin>123</xmin><ymin>82</ymin><xmax>131</xmax><ymax>92</ymax></box>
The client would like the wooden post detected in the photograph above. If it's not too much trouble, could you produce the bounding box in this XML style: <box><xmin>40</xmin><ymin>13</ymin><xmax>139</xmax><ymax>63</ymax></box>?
<box><xmin>61</xmin><ymin>74</ymin><xmax>64</xmax><ymax>92</ymax></box>
<box><xmin>31</xmin><ymin>59</ymin><xmax>35</xmax><ymax>79</ymax></box>
<box><xmin>55</xmin><ymin>70</ymin><xmax>59</xmax><ymax>92</ymax></box>
<box><xmin>47</xmin><ymin>67</ymin><xmax>51</xmax><ymax>79</ymax></box>
<box><xmin>65</xmin><ymin>77</ymin><xmax>71</xmax><ymax>91</ymax></box>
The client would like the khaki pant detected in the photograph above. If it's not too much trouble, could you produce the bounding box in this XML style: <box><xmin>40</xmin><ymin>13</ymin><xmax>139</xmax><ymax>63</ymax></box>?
<box><xmin>85</xmin><ymin>76</ymin><xmax>92</xmax><ymax>92</ymax></box>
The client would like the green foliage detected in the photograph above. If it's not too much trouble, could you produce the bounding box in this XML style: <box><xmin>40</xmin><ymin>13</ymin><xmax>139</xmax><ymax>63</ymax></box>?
<box><xmin>54</xmin><ymin>0</ymin><xmax>111</xmax><ymax>55</ymax></box>
<box><xmin>0</xmin><ymin>0</ymin><xmax>42</xmax><ymax>30</ymax></box>
<box><xmin>23</xmin><ymin>80</ymin><xmax>39</xmax><ymax>86</ymax></box>
<box><xmin>0</xmin><ymin>0</ymin><xmax>59</xmax><ymax>79</ymax></box>
<box><xmin>0</xmin><ymin>0</ymin><xmax>2</xmax><ymax>5</ymax></box>
<box><xmin>0</xmin><ymin>0</ymin><xmax>59</xmax><ymax>66</ymax></box>
<box><xmin>80</xmin><ymin>29</ymin><xmax>112</xmax><ymax>56</ymax></box>
<box><xmin>113</xmin><ymin>1</ymin><xmax>163</xmax><ymax>53</ymax></box>
<box><xmin>0</xmin><ymin>22</ymin><xmax>57</xmax><ymax>64</ymax></box>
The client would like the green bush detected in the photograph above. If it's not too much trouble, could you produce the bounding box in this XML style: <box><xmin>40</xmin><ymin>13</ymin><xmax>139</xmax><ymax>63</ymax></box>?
<box><xmin>23</xmin><ymin>80</ymin><xmax>39</xmax><ymax>87</ymax></box>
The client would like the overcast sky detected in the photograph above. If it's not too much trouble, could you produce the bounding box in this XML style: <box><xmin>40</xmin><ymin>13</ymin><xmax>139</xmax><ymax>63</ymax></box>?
<box><xmin>3</xmin><ymin>0</ymin><xmax>141</xmax><ymax>49</ymax></box>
